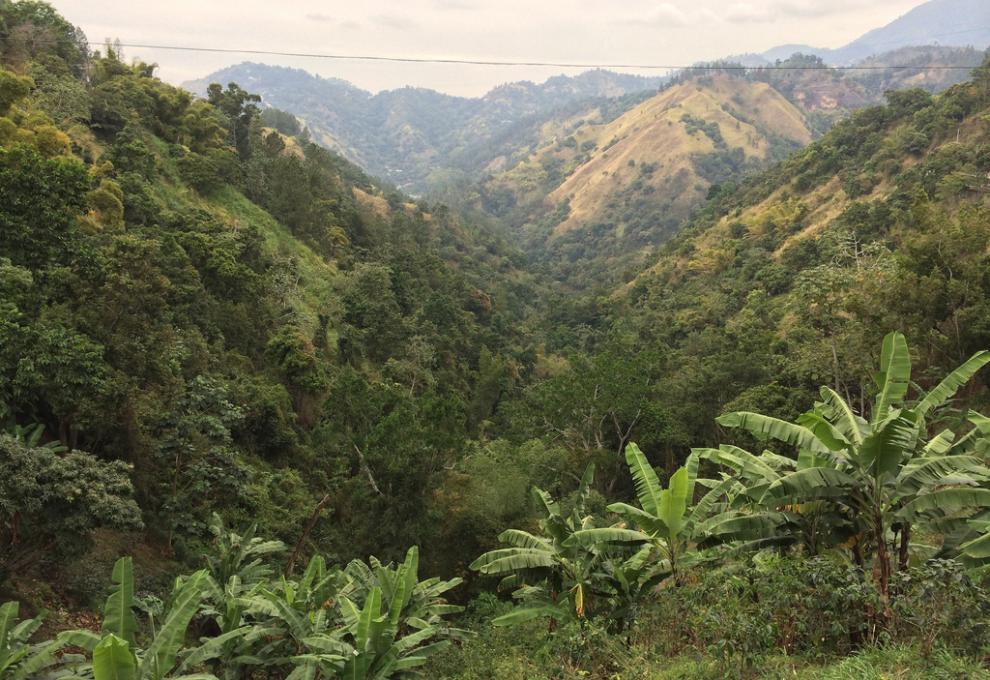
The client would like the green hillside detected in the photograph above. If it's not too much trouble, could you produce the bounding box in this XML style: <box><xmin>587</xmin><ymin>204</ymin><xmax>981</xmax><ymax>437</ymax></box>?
<box><xmin>5</xmin><ymin>2</ymin><xmax>990</xmax><ymax>679</ymax></box>
<box><xmin>183</xmin><ymin>63</ymin><xmax>666</xmax><ymax>193</ymax></box>
<box><xmin>0</xmin><ymin>1</ymin><xmax>545</xmax><ymax>579</ymax></box>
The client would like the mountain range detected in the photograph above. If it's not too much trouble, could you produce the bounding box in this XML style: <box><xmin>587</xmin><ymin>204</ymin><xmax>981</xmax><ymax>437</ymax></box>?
<box><xmin>183</xmin><ymin>0</ymin><xmax>989</xmax><ymax>287</ymax></box>
<box><xmin>755</xmin><ymin>0</ymin><xmax>990</xmax><ymax>65</ymax></box>
<box><xmin>183</xmin><ymin>66</ymin><xmax>665</xmax><ymax>192</ymax></box>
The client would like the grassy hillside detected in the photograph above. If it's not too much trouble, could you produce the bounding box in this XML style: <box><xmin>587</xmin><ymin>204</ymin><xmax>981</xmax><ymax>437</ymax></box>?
<box><xmin>477</xmin><ymin>74</ymin><xmax>812</xmax><ymax>287</ymax></box>
<box><xmin>605</xmin><ymin>62</ymin><xmax>990</xmax><ymax>449</ymax></box>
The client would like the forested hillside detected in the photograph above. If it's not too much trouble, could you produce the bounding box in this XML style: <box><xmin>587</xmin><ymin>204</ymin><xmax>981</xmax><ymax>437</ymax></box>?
<box><xmin>6</xmin><ymin>1</ymin><xmax>990</xmax><ymax>679</ymax></box>
<box><xmin>611</xmin><ymin>65</ymin><xmax>990</xmax><ymax>447</ymax></box>
<box><xmin>183</xmin><ymin>64</ymin><xmax>665</xmax><ymax>193</ymax></box>
<box><xmin>0</xmin><ymin>0</ymin><xmax>545</xmax><ymax>581</ymax></box>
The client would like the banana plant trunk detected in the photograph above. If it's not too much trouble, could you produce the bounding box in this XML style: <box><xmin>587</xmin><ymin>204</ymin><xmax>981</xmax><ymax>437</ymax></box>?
<box><xmin>898</xmin><ymin>523</ymin><xmax>911</xmax><ymax>572</ymax></box>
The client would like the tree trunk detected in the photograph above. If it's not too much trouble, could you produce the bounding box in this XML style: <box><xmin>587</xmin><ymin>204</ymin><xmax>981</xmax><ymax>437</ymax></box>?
<box><xmin>285</xmin><ymin>493</ymin><xmax>332</xmax><ymax>576</ymax></box>
<box><xmin>873</xmin><ymin>517</ymin><xmax>892</xmax><ymax>625</ymax></box>
<box><xmin>898</xmin><ymin>523</ymin><xmax>911</xmax><ymax>572</ymax></box>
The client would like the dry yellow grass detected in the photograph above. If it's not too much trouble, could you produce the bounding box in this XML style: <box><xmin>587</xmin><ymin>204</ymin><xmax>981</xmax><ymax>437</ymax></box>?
<box><xmin>352</xmin><ymin>186</ymin><xmax>391</xmax><ymax>219</ymax></box>
<box><xmin>522</xmin><ymin>75</ymin><xmax>812</xmax><ymax>237</ymax></box>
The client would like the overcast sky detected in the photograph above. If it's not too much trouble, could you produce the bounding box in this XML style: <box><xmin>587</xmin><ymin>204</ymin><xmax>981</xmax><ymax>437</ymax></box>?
<box><xmin>50</xmin><ymin>0</ymin><xmax>927</xmax><ymax>97</ymax></box>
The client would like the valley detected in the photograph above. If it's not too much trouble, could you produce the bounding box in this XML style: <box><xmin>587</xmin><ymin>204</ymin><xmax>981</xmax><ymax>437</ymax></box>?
<box><xmin>3</xmin><ymin>0</ymin><xmax>990</xmax><ymax>678</ymax></box>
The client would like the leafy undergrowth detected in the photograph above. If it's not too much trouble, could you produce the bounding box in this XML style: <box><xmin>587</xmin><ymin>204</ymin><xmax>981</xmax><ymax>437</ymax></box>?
<box><xmin>427</xmin><ymin>604</ymin><xmax>990</xmax><ymax>680</ymax></box>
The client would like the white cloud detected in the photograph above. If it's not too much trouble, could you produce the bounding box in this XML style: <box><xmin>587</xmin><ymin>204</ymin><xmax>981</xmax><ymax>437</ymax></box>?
<box><xmin>724</xmin><ymin>2</ymin><xmax>775</xmax><ymax>23</ymax></box>
<box><xmin>305</xmin><ymin>13</ymin><xmax>335</xmax><ymax>23</ymax></box>
<box><xmin>48</xmin><ymin>0</ymin><xmax>926</xmax><ymax>96</ymax></box>
<box><xmin>619</xmin><ymin>3</ymin><xmax>691</xmax><ymax>28</ymax></box>
<box><xmin>368</xmin><ymin>15</ymin><xmax>419</xmax><ymax>30</ymax></box>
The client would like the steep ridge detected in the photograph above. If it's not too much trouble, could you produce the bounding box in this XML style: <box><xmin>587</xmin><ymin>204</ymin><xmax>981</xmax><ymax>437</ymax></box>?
<box><xmin>478</xmin><ymin>74</ymin><xmax>813</xmax><ymax>286</ymax></box>
<box><xmin>606</xmin><ymin>61</ymin><xmax>990</xmax><ymax>442</ymax></box>
<box><xmin>758</xmin><ymin>0</ymin><xmax>990</xmax><ymax>64</ymax></box>
<box><xmin>0</xmin><ymin>17</ymin><xmax>544</xmax><ymax>570</ymax></box>
<box><xmin>182</xmin><ymin>64</ymin><xmax>665</xmax><ymax>193</ymax></box>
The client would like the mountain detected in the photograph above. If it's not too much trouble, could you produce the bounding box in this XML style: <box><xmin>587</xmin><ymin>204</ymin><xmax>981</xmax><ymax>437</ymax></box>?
<box><xmin>609</xmin><ymin>61</ymin><xmax>990</xmax><ymax>443</ymax></box>
<box><xmin>760</xmin><ymin>0</ymin><xmax>990</xmax><ymax>65</ymax></box>
<box><xmin>472</xmin><ymin>74</ymin><xmax>813</xmax><ymax>286</ymax></box>
<box><xmin>182</xmin><ymin>64</ymin><xmax>665</xmax><ymax>193</ymax></box>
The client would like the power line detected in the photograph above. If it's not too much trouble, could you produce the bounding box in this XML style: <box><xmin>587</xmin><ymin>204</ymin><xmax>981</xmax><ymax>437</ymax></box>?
<box><xmin>91</xmin><ymin>41</ymin><xmax>986</xmax><ymax>71</ymax></box>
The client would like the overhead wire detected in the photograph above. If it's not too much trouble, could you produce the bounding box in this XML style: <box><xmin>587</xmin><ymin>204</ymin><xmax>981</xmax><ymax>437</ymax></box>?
<box><xmin>89</xmin><ymin>40</ymin><xmax>989</xmax><ymax>72</ymax></box>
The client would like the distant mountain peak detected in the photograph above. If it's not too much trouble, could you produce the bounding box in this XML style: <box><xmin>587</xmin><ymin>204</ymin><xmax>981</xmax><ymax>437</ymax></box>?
<box><xmin>758</xmin><ymin>0</ymin><xmax>990</xmax><ymax>65</ymax></box>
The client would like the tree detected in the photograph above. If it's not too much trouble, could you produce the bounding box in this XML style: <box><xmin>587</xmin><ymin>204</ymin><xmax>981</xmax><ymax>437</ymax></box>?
<box><xmin>206</xmin><ymin>83</ymin><xmax>260</xmax><ymax>160</ymax></box>
<box><xmin>574</xmin><ymin>443</ymin><xmax>781</xmax><ymax>584</ymax></box>
<box><xmin>0</xmin><ymin>435</ymin><xmax>142</xmax><ymax>576</ymax></box>
<box><xmin>715</xmin><ymin>332</ymin><xmax>990</xmax><ymax>612</ymax></box>
<box><xmin>0</xmin><ymin>143</ymin><xmax>89</xmax><ymax>269</ymax></box>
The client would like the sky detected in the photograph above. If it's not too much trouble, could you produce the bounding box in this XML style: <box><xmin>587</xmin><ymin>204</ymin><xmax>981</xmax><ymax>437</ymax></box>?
<box><xmin>49</xmin><ymin>0</ymin><xmax>929</xmax><ymax>97</ymax></box>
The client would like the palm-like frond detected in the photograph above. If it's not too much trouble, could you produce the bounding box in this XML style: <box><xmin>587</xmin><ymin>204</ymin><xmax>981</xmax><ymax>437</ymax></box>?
<box><xmin>623</xmin><ymin>443</ymin><xmax>663</xmax><ymax>517</ymax></box>
<box><xmin>717</xmin><ymin>412</ymin><xmax>832</xmax><ymax>454</ymax></box>
<box><xmin>916</xmin><ymin>350</ymin><xmax>990</xmax><ymax>417</ymax></box>
<box><xmin>873</xmin><ymin>331</ymin><xmax>911</xmax><ymax>423</ymax></box>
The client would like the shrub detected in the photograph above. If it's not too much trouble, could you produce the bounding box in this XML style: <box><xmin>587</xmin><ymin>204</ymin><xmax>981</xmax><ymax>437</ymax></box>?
<box><xmin>0</xmin><ymin>435</ymin><xmax>143</xmax><ymax>578</ymax></box>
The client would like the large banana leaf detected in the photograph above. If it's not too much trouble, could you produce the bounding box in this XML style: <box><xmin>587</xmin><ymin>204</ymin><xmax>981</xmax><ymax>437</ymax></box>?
<box><xmin>497</xmin><ymin>530</ymin><xmax>554</xmax><ymax>551</ymax></box>
<box><xmin>141</xmin><ymin>571</ymin><xmax>209</xmax><ymax>680</ymax></box>
<box><xmin>623</xmin><ymin>443</ymin><xmax>663</xmax><ymax>517</ymax></box>
<box><xmin>818</xmin><ymin>387</ymin><xmax>866</xmax><ymax>445</ymax></box>
<box><xmin>93</xmin><ymin>634</ymin><xmax>137</xmax><ymax>680</ymax></box>
<box><xmin>693</xmin><ymin>446</ymin><xmax>779</xmax><ymax>484</ymax></box>
<box><xmin>898</xmin><ymin>455</ymin><xmax>990</xmax><ymax>494</ymax></box>
<box><xmin>530</xmin><ymin>487</ymin><xmax>560</xmax><ymax>518</ymax></box>
<box><xmin>0</xmin><ymin>602</ymin><xmax>19</xmax><ymax>671</ymax></box>
<box><xmin>469</xmin><ymin>548</ymin><xmax>555</xmax><ymax>575</ymax></box>
<box><xmin>10</xmin><ymin>634</ymin><xmax>95</xmax><ymax>680</ymax></box>
<box><xmin>607</xmin><ymin>502</ymin><xmax>664</xmax><ymax>533</ymax></box>
<box><xmin>694</xmin><ymin>512</ymin><xmax>784</xmax><ymax>541</ymax></box>
<box><xmin>387</xmin><ymin>547</ymin><xmax>419</xmax><ymax>628</ymax></box>
<box><xmin>717</xmin><ymin>412</ymin><xmax>832</xmax><ymax>454</ymax></box>
<box><xmin>873</xmin><ymin>331</ymin><xmax>911</xmax><ymax>423</ymax></box>
<box><xmin>355</xmin><ymin>587</ymin><xmax>382</xmax><ymax>652</ymax></box>
<box><xmin>923</xmin><ymin>429</ymin><xmax>956</xmax><ymax>455</ymax></box>
<box><xmin>177</xmin><ymin>627</ymin><xmax>249</xmax><ymax>672</ymax></box>
<box><xmin>687</xmin><ymin>477</ymin><xmax>745</xmax><ymax>531</ymax></box>
<box><xmin>797</xmin><ymin>411</ymin><xmax>850</xmax><ymax>451</ymax></box>
<box><xmin>103</xmin><ymin>557</ymin><xmax>137</xmax><ymax>646</ymax></box>
<box><xmin>857</xmin><ymin>412</ymin><xmax>917</xmax><ymax>478</ymax></box>
<box><xmin>916</xmin><ymin>350</ymin><xmax>990</xmax><ymax>416</ymax></box>
<box><xmin>959</xmin><ymin>531</ymin><xmax>990</xmax><ymax>560</ymax></box>
<box><xmin>897</xmin><ymin>488</ymin><xmax>990</xmax><ymax>521</ymax></box>
<box><xmin>562</xmin><ymin>528</ymin><xmax>651</xmax><ymax>548</ymax></box>
<box><xmin>760</xmin><ymin>467</ymin><xmax>857</xmax><ymax>505</ymax></box>
<box><xmin>492</xmin><ymin>603</ymin><xmax>567</xmax><ymax>627</ymax></box>
<box><xmin>659</xmin><ymin>466</ymin><xmax>689</xmax><ymax>540</ymax></box>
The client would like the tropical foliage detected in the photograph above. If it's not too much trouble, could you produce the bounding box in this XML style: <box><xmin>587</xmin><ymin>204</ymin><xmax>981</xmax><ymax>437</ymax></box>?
<box><xmin>5</xmin><ymin>1</ymin><xmax>990</xmax><ymax>677</ymax></box>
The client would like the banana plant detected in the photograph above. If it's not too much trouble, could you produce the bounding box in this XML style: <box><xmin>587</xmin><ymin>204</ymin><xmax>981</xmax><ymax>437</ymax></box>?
<box><xmin>716</xmin><ymin>332</ymin><xmax>990</xmax><ymax>605</ymax></box>
<box><xmin>571</xmin><ymin>444</ymin><xmax>783</xmax><ymax>583</ymax></box>
<box><xmin>239</xmin><ymin>553</ymin><xmax>348</xmax><ymax>678</ymax></box>
<box><xmin>0</xmin><ymin>601</ymin><xmax>94</xmax><ymax>679</ymax></box>
<box><xmin>693</xmin><ymin>444</ymin><xmax>857</xmax><ymax>555</ymax></box>
<box><xmin>60</xmin><ymin>557</ymin><xmax>236</xmax><ymax>680</ymax></box>
<box><xmin>198</xmin><ymin>514</ymin><xmax>286</xmax><ymax>678</ymax></box>
<box><xmin>470</xmin><ymin>464</ymin><xmax>642</xmax><ymax>625</ymax></box>
<box><xmin>342</xmin><ymin>547</ymin><xmax>466</xmax><ymax>641</ymax></box>
<box><xmin>247</xmin><ymin>547</ymin><xmax>463</xmax><ymax>678</ymax></box>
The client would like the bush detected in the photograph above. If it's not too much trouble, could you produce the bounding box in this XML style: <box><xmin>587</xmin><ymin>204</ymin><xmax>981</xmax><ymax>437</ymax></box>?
<box><xmin>0</xmin><ymin>435</ymin><xmax>143</xmax><ymax>578</ymax></box>
<box><xmin>177</xmin><ymin>150</ymin><xmax>222</xmax><ymax>194</ymax></box>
